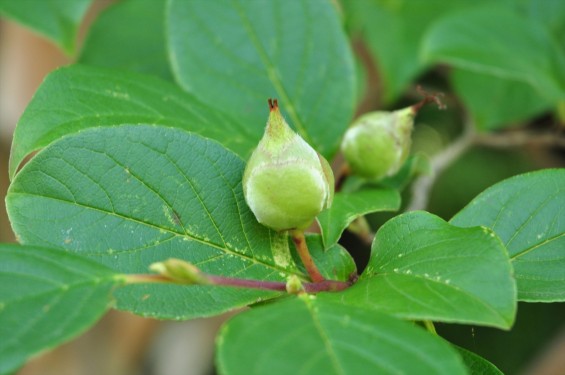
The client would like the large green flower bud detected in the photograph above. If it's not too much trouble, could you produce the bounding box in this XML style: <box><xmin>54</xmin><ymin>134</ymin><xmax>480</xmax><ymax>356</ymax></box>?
<box><xmin>243</xmin><ymin>99</ymin><xmax>334</xmax><ymax>232</ymax></box>
<box><xmin>341</xmin><ymin>106</ymin><xmax>415</xmax><ymax>180</ymax></box>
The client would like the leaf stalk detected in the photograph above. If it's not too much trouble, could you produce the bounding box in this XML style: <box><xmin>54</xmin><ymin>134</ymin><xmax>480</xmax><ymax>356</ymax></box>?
<box><xmin>290</xmin><ymin>229</ymin><xmax>325</xmax><ymax>283</ymax></box>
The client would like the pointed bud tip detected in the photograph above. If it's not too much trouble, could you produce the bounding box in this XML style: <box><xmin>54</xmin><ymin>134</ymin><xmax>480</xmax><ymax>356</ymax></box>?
<box><xmin>268</xmin><ymin>98</ymin><xmax>279</xmax><ymax>112</ymax></box>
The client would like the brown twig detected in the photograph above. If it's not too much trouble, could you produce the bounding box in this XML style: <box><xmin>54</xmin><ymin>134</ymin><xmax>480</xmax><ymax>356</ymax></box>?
<box><xmin>474</xmin><ymin>130</ymin><xmax>565</xmax><ymax>148</ymax></box>
<box><xmin>405</xmin><ymin>119</ymin><xmax>565</xmax><ymax>212</ymax></box>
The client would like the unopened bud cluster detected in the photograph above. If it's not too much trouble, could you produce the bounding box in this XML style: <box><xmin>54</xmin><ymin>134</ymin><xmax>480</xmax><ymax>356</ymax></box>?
<box><xmin>243</xmin><ymin>93</ymin><xmax>442</xmax><ymax>231</ymax></box>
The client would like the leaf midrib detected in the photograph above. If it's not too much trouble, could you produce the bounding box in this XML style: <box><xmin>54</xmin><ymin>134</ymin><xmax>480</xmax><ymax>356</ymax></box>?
<box><xmin>302</xmin><ymin>298</ymin><xmax>346</xmax><ymax>375</ymax></box>
<box><xmin>9</xmin><ymin>192</ymin><xmax>293</xmax><ymax>275</ymax></box>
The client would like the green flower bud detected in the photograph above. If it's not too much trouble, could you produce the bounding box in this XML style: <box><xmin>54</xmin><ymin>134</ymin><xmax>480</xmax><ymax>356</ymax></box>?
<box><xmin>341</xmin><ymin>90</ymin><xmax>445</xmax><ymax>181</ymax></box>
<box><xmin>341</xmin><ymin>106</ymin><xmax>415</xmax><ymax>180</ymax></box>
<box><xmin>243</xmin><ymin>99</ymin><xmax>334</xmax><ymax>232</ymax></box>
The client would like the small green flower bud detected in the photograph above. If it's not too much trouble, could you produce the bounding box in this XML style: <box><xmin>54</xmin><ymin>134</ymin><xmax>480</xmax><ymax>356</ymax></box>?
<box><xmin>341</xmin><ymin>106</ymin><xmax>415</xmax><ymax>180</ymax></box>
<box><xmin>243</xmin><ymin>99</ymin><xmax>334</xmax><ymax>232</ymax></box>
<box><xmin>341</xmin><ymin>90</ymin><xmax>445</xmax><ymax>181</ymax></box>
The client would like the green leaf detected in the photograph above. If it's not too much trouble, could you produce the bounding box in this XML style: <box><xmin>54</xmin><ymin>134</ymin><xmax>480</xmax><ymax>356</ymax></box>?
<box><xmin>514</xmin><ymin>0</ymin><xmax>565</xmax><ymax>43</ymax></box>
<box><xmin>216</xmin><ymin>296</ymin><xmax>467</xmax><ymax>375</ymax></box>
<box><xmin>316</xmin><ymin>189</ymin><xmax>400</xmax><ymax>248</ymax></box>
<box><xmin>79</xmin><ymin>0</ymin><xmax>173</xmax><ymax>81</ymax></box>
<box><xmin>0</xmin><ymin>244</ymin><xmax>119</xmax><ymax>374</ymax></box>
<box><xmin>8</xmin><ymin>65</ymin><xmax>256</xmax><ymax>179</ymax></box>
<box><xmin>0</xmin><ymin>0</ymin><xmax>92</xmax><ymax>54</ymax></box>
<box><xmin>341</xmin><ymin>0</ymin><xmax>433</xmax><ymax>102</ymax></box>
<box><xmin>451</xmin><ymin>69</ymin><xmax>552</xmax><ymax>130</ymax></box>
<box><xmin>455</xmin><ymin>346</ymin><xmax>503</xmax><ymax>375</ymax></box>
<box><xmin>6</xmin><ymin>125</ymin><xmax>316</xmax><ymax>319</ymax></box>
<box><xmin>422</xmin><ymin>5</ymin><xmax>565</xmax><ymax>102</ymax></box>
<box><xmin>342</xmin><ymin>0</ymin><xmax>489</xmax><ymax>103</ymax></box>
<box><xmin>324</xmin><ymin>211</ymin><xmax>516</xmax><ymax>329</ymax></box>
<box><xmin>451</xmin><ymin>169</ymin><xmax>565</xmax><ymax>302</ymax></box>
<box><xmin>167</xmin><ymin>0</ymin><xmax>355</xmax><ymax>158</ymax></box>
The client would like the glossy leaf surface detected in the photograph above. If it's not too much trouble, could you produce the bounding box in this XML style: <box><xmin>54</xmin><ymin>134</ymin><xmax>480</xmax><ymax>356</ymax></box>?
<box><xmin>451</xmin><ymin>169</ymin><xmax>565</xmax><ymax>302</ymax></box>
<box><xmin>317</xmin><ymin>189</ymin><xmax>400</xmax><ymax>248</ymax></box>
<box><xmin>324</xmin><ymin>212</ymin><xmax>516</xmax><ymax>329</ymax></box>
<box><xmin>451</xmin><ymin>69</ymin><xmax>552</xmax><ymax>130</ymax></box>
<box><xmin>342</xmin><ymin>0</ymin><xmax>489</xmax><ymax>102</ymax></box>
<box><xmin>168</xmin><ymin>0</ymin><xmax>355</xmax><ymax>158</ymax></box>
<box><xmin>456</xmin><ymin>346</ymin><xmax>503</xmax><ymax>375</ymax></box>
<box><xmin>0</xmin><ymin>0</ymin><xmax>92</xmax><ymax>54</ymax></box>
<box><xmin>8</xmin><ymin>65</ymin><xmax>255</xmax><ymax>178</ymax></box>
<box><xmin>7</xmin><ymin>126</ymin><xmax>308</xmax><ymax>319</ymax></box>
<box><xmin>216</xmin><ymin>296</ymin><xmax>467</xmax><ymax>375</ymax></box>
<box><xmin>422</xmin><ymin>5</ymin><xmax>565</xmax><ymax>101</ymax></box>
<box><xmin>79</xmin><ymin>0</ymin><xmax>173</xmax><ymax>80</ymax></box>
<box><xmin>0</xmin><ymin>244</ymin><xmax>119</xmax><ymax>374</ymax></box>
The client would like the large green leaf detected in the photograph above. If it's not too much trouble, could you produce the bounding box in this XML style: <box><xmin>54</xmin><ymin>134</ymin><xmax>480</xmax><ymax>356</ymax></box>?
<box><xmin>451</xmin><ymin>69</ymin><xmax>552</xmax><ymax>130</ymax></box>
<box><xmin>216</xmin><ymin>296</ymin><xmax>467</xmax><ymax>375</ymax></box>
<box><xmin>323</xmin><ymin>211</ymin><xmax>516</xmax><ymax>329</ymax></box>
<box><xmin>6</xmin><ymin>126</ymin><xmax>310</xmax><ymax>319</ymax></box>
<box><xmin>0</xmin><ymin>0</ymin><xmax>92</xmax><ymax>54</ymax></box>
<box><xmin>422</xmin><ymin>5</ymin><xmax>565</xmax><ymax>102</ymax></box>
<box><xmin>451</xmin><ymin>169</ymin><xmax>565</xmax><ymax>302</ymax></box>
<box><xmin>167</xmin><ymin>0</ymin><xmax>355</xmax><ymax>158</ymax></box>
<box><xmin>8</xmin><ymin>65</ymin><xmax>256</xmax><ymax>179</ymax></box>
<box><xmin>0</xmin><ymin>244</ymin><xmax>119</xmax><ymax>374</ymax></box>
<box><xmin>316</xmin><ymin>189</ymin><xmax>400</xmax><ymax>248</ymax></box>
<box><xmin>79</xmin><ymin>0</ymin><xmax>173</xmax><ymax>81</ymax></box>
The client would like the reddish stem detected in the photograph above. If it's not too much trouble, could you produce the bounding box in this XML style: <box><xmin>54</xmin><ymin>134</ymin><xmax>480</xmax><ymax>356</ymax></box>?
<box><xmin>125</xmin><ymin>272</ymin><xmax>352</xmax><ymax>294</ymax></box>
<box><xmin>208</xmin><ymin>275</ymin><xmax>351</xmax><ymax>293</ymax></box>
<box><xmin>291</xmin><ymin>230</ymin><xmax>325</xmax><ymax>283</ymax></box>
<box><xmin>303</xmin><ymin>279</ymin><xmax>352</xmax><ymax>293</ymax></box>
<box><xmin>208</xmin><ymin>275</ymin><xmax>287</xmax><ymax>291</ymax></box>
